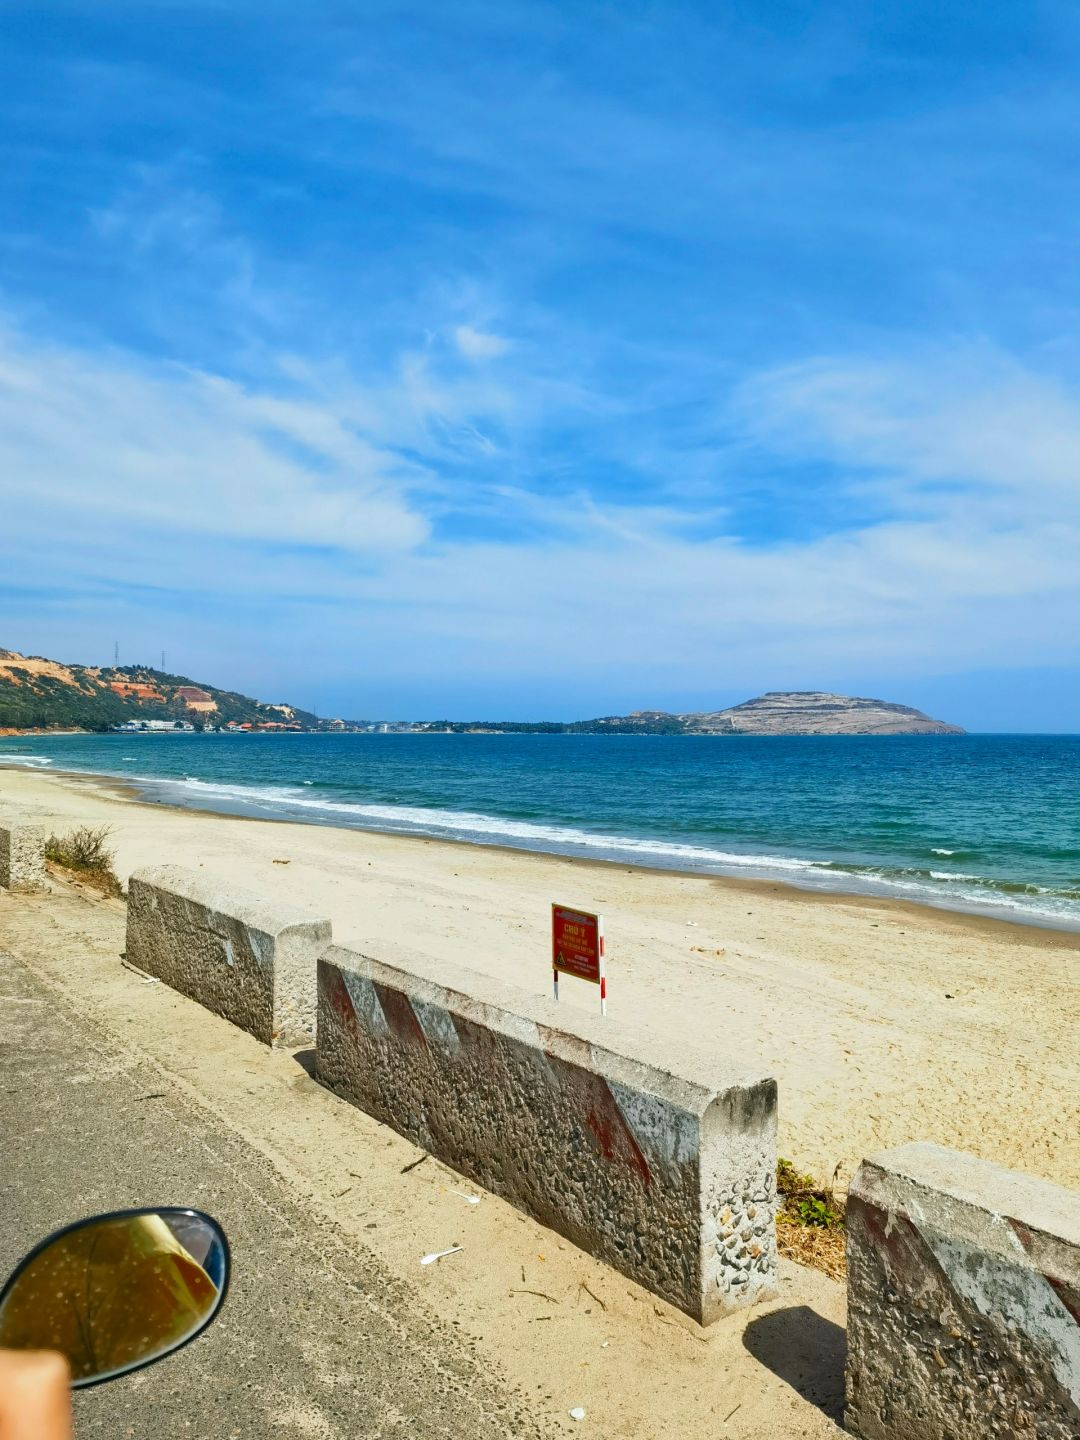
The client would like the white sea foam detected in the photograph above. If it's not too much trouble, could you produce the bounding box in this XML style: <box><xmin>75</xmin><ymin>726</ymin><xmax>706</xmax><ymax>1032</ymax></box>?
<box><xmin>931</xmin><ymin>847</ymin><xmax>956</xmax><ymax>856</ymax></box>
<box><xmin>172</xmin><ymin>777</ymin><xmax>825</xmax><ymax>872</ymax></box>
<box><xmin>0</xmin><ymin>755</ymin><xmax>54</xmax><ymax>767</ymax></box>
<box><xmin>51</xmin><ymin>768</ymin><xmax>1073</xmax><ymax>930</ymax></box>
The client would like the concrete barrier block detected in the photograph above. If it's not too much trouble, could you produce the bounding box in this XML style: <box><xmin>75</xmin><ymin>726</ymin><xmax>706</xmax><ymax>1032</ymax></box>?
<box><xmin>126</xmin><ymin>864</ymin><xmax>332</xmax><ymax>1046</ymax></box>
<box><xmin>0</xmin><ymin>817</ymin><xmax>46</xmax><ymax>893</ymax></box>
<box><xmin>316</xmin><ymin>944</ymin><xmax>778</xmax><ymax>1324</ymax></box>
<box><xmin>846</xmin><ymin>1142</ymin><xmax>1080</xmax><ymax>1440</ymax></box>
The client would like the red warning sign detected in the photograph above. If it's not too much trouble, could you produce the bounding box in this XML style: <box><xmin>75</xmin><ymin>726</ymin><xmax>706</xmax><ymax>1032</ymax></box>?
<box><xmin>552</xmin><ymin>904</ymin><xmax>606</xmax><ymax>1014</ymax></box>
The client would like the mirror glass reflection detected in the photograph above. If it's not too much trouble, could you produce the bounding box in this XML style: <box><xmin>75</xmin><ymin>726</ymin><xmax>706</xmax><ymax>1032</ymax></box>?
<box><xmin>0</xmin><ymin>1210</ymin><xmax>227</xmax><ymax>1386</ymax></box>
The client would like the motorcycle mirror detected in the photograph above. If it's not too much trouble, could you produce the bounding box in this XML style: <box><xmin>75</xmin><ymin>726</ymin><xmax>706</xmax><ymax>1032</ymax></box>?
<box><xmin>0</xmin><ymin>1208</ymin><xmax>229</xmax><ymax>1388</ymax></box>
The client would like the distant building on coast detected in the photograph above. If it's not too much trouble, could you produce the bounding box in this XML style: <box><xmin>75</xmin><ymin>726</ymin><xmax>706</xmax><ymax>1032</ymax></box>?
<box><xmin>111</xmin><ymin>719</ymin><xmax>195</xmax><ymax>732</ymax></box>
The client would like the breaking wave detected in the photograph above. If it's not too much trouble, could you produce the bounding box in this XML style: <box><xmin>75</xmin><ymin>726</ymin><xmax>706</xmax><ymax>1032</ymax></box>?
<box><xmin>140</xmin><ymin>775</ymin><xmax>1080</xmax><ymax>927</ymax></box>
<box><xmin>4</xmin><ymin>732</ymin><xmax>1077</xmax><ymax>931</ymax></box>
<box><xmin>171</xmin><ymin>777</ymin><xmax>825</xmax><ymax>872</ymax></box>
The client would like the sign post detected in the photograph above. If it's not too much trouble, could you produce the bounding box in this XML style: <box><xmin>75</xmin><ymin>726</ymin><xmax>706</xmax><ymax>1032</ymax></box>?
<box><xmin>551</xmin><ymin>904</ymin><xmax>606</xmax><ymax>1016</ymax></box>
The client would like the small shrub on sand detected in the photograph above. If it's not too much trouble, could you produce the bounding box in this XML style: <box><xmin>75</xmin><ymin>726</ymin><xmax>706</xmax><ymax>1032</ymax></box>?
<box><xmin>44</xmin><ymin>825</ymin><xmax>123</xmax><ymax>897</ymax></box>
<box><xmin>776</xmin><ymin>1158</ymin><xmax>846</xmax><ymax>1281</ymax></box>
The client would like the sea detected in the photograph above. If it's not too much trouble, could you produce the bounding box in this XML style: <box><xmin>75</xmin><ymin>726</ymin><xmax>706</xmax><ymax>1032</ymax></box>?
<box><xmin>1</xmin><ymin>731</ymin><xmax>1078</xmax><ymax>931</ymax></box>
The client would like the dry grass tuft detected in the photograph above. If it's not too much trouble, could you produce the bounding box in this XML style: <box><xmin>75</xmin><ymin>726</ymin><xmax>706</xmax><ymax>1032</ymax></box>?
<box><xmin>775</xmin><ymin>1157</ymin><xmax>847</xmax><ymax>1282</ymax></box>
<box><xmin>776</xmin><ymin>1210</ymin><xmax>846</xmax><ymax>1281</ymax></box>
<box><xmin>44</xmin><ymin>824</ymin><xmax>123</xmax><ymax>897</ymax></box>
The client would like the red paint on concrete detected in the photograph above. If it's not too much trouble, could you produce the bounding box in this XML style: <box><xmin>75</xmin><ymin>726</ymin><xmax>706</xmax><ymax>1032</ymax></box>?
<box><xmin>539</xmin><ymin>1047</ymin><xmax>652</xmax><ymax>1189</ymax></box>
<box><xmin>585</xmin><ymin>1094</ymin><xmax>652</xmax><ymax>1189</ymax></box>
<box><xmin>1046</xmin><ymin>1275</ymin><xmax>1080</xmax><ymax>1327</ymax></box>
<box><xmin>1006</xmin><ymin>1216</ymin><xmax>1080</xmax><ymax>1325</ymax></box>
<box><xmin>325</xmin><ymin>965</ymin><xmax>358</xmax><ymax>1035</ymax></box>
<box><xmin>848</xmin><ymin>1194</ymin><xmax>953</xmax><ymax>1302</ymax></box>
<box><xmin>373</xmin><ymin>981</ymin><xmax>429</xmax><ymax>1049</ymax></box>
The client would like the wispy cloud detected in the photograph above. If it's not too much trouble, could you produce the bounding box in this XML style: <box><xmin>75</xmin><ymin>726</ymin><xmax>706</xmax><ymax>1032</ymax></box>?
<box><xmin>0</xmin><ymin>326</ymin><xmax>430</xmax><ymax>554</ymax></box>
<box><xmin>736</xmin><ymin>347</ymin><xmax>1080</xmax><ymax>527</ymax></box>
<box><xmin>3</xmin><ymin>319</ymin><xmax>1079</xmax><ymax>715</ymax></box>
<box><xmin>454</xmin><ymin>324</ymin><xmax>511</xmax><ymax>361</ymax></box>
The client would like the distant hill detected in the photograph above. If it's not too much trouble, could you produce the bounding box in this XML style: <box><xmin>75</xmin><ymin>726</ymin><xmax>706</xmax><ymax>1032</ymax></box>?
<box><xmin>674</xmin><ymin>691</ymin><xmax>964</xmax><ymax>736</ymax></box>
<box><xmin>0</xmin><ymin>649</ymin><xmax>963</xmax><ymax>737</ymax></box>
<box><xmin>414</xmin><ymin>691</ymin><xmax>964</xmax><ymax>736</ymax></box>
<box><xmin>0</xmin><ymin>650</ymin><xmax>318</xmax><ymax>732</ymax></box>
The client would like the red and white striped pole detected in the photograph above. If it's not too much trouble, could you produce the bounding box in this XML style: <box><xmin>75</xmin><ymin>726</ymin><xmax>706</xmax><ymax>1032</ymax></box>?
<box><xmin>599</xmin><ymin>919</ymin><xmax>607</xmax><ymax>1017</ymax></box>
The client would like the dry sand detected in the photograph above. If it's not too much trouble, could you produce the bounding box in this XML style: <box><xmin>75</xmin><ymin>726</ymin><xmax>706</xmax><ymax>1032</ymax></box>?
<box><xmin>3</xmin><ymin>764</ymin><xmax>1078</xmax><ymax>1192</ymax></box>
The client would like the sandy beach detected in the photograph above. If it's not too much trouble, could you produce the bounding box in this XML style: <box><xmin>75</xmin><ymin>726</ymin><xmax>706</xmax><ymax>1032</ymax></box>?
<box><xmin>3</xmin><ymin>763</ymin><xmax>1078</xmax><ymax>1191</ymax></box>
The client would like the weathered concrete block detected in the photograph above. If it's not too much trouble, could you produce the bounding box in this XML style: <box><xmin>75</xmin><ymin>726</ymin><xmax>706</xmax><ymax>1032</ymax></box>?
<box><xmin>317</xmin><ymin>944</ymin><xmax>778</xmax><ymax>1324</ymax></box>
<box><xmin>846</xmin><ymin>1142</ymin><xmax>1080</xmax><ymax>1440</ymax></box>
<box><xmin>126</xmin><ymin>865</ymin><xmax>332</xmax><ymax>1046</ymax></box>
<box><xmin>0</xmin><ymin>817</ymin><xmax>45</xmax><ymax>893</ymax></box>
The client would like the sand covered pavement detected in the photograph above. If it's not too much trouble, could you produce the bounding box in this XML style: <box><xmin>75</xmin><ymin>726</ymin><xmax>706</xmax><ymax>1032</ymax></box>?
<box><xmin>0</xmin><ymin>836</ymin><xmax>845</xmax><ymax>1438</ymax></box>
<box><xmin>3</xmin><ymin>764</ymin><xmax>1079</xmax><ymax>1193</ymax></box>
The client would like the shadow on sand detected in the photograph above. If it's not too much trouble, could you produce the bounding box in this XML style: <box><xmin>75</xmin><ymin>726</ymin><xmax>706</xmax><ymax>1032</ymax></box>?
<box><xmin>743</xmin><ymin>1304</ymin><xmax>846</xmax><ymax>1426</ymax></box>
<box><xmin>291</xmin><ymin>1046</ymin><xmax>318</xmax><ymax>1079</ymax></box>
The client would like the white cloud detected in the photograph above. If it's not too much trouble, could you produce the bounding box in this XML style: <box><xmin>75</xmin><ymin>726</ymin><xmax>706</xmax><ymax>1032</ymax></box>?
<box><xmin>0</xmin><ymin>326</ymin><xmax>434</xmax><ymax>554</ymax></box>
<box><xmin>734</xmin><ymin>346</ymin><xmax>1080</xmax><ymax>517</ymax></box>
<box><xmin>3</xmin><ymin>328</ymin><xmax>1080</xmax><ymax>709</ymax></box>
<box><xmin>453</xmin><ymin>324</ymin><xmax>511</xmax><ymax>361</ymax></box>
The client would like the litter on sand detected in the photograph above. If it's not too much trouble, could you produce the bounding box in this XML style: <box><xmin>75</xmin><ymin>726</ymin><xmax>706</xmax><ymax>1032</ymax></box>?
<box><xmin>120</xmin><ymin>958</ymin><xmax>160</xmax><ymax>984</ymax></box>
<box><xmin>452</xmin><ymin>1190</ymin><xmax>481</xmax><ymax>1205</ymax></box>
<box><xmin>420</xmin><ymin>1245</ymin><xmax>463</xmax><ymax>1266</ymax></box>
<box><xmin>568</xmin><ymin>1407</ymin><xmax>586</xmax><ymax>1421</ymax></box>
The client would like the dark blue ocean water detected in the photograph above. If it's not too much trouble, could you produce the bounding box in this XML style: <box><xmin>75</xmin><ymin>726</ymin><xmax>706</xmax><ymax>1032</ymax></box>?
<box><xmin>2</xmin><ymin>731</ymin><xmax>1079</xmax><ymax>928</ymax></box>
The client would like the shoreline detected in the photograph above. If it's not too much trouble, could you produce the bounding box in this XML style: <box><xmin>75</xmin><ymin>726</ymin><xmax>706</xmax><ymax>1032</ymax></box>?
<box><xmin>3</xmin><ymin>761</ymin><xmax>1078</xmax><ymax>1191</ymax></box>
<box><xmin>3</xmin><ymin>756</ymin><xmax>1079</xmax><ymax>940</ymax></box>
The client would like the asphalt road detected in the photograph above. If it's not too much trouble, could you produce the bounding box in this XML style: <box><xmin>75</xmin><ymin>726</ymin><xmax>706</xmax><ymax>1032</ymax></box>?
<box><xmin>0</xmin><ymin>948</ymin><xmax>553</xmax><ymax>1440</ymax></box>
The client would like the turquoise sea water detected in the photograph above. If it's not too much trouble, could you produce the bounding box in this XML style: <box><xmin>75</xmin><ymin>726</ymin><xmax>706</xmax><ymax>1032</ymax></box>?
<box><xmin>2</xmin><ymin>731</ymin><xmax>1078</xmax><ymax>929</ymax></box>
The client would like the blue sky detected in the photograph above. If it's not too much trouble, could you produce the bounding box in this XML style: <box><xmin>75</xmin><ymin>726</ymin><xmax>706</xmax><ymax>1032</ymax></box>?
<box><xmin>2</xmin><ymin>1</ymin><xmax>1079</xmax><ymax>726</ymax></box>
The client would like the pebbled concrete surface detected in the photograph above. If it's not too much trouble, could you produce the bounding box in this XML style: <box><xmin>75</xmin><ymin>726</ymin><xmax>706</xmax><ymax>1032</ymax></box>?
<box><xmin>0</xmin><ymin>816</ymin><xmax>45</xmax><ymax>892</ymax></box>
<box><xmin>0</xmin><ymin>947</ymin><xmax>551</xmax><ymax>1439</ymax></box>
<box><xmin>317</xmin><ymin>945</ymin><xmax>777</xmax><ymax>1323</ymax></box>
<box><xmin>126</xmin><ymin>864</ymin><xmax>331</xmax><ymax>1046</ymax></box>
<box><xmin>845</xmin><ymin>1144</ymin><xmax>1080</xmax><ymax>1440</ymax></box>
